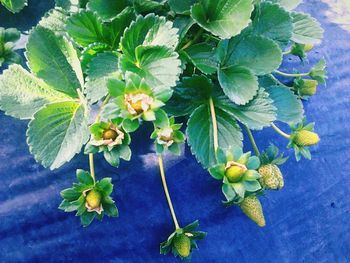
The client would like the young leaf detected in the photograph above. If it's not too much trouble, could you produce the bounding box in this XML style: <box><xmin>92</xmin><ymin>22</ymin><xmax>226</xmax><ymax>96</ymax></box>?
<box><xmin>1</xmin><ymin>0</ymin><xmax>27</xmax><ymax>13</ymax></box>
<box><xmin>250</xmin><ymin>2</ymin><xmax>293</xmax><ymax>48</ymax></box>
<box><xmin>291</xmin><ymin>12</ymin><xmax>324</xmax><ymax>45</ymax></box>
<box><xmin>121</xmin><ymin>14</ymin><xmax>179</xmax><ymax>60</ymax></box>
<box><xmin>26</xmin><ymin>26</ymin><xmax>83</xmax><ymax>98</ymax></box>
<box><xmin>216</xmin><ymin>88</ymin><xmax>277</xmax><ymax>130</ymax></box>
<box><xmin>27</xmin><ymin>101</ymin><xmax>89</xmax><ymax>170</ymax></box>
<box><xmin>119</xmin><ymin>45</ymin><xmax>181</xmax><ymax>101</ymax></box>
<box><xmin>191</xmin><ymin>0</ymin><xmax>254</xmax><ymax>39</ymax></box>
<box><xmin>66</xmin><ymin>10</ymin><xmax>105</xmax><ymax>47</ymax></box>
<box><xmin>0</xmin><ymin>65</ymin><xmax>70</xmax><ymax>120</ymax></box>
<box><xmin>85</xmin><ymin>51</ymin><xmax>119</xmax><ymax>103</ymax></box>
<box><xmin>133</xmin><ymin>0</ymin><xmax>164</xmax><ymax>13</ymax></box>
<box><xmin>87</xmin><ymin>0</ymin><xmax>128</xmax><ymax>21</ymax></box>
<box><xmin>187</xmin><ymin>104</ymin><xmax>243</xmax><ymax>168</ymax></box>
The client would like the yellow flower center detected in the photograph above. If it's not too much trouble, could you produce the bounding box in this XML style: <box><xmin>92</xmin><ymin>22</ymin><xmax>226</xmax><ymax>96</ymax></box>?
<box><xmin>103</xmin><ymin>129</ymin><xmax>118</xmax><ymax>140</ymax></box>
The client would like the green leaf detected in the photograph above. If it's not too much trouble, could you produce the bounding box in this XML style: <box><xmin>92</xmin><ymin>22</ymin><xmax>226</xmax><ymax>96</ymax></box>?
<box><xmin>120</xmin><ymin>14</ymin><xmax>179</xmax><ymax>60</ymax></box>
<box><xmin>67</xmin><ymin>10</ymin><xmax>105</xmax><ymax>47</ymax></box>
<box><xmin>104</xmin><ymin>149</ymin><xmax>121</xmax><ymax>167</ymax></box>
<box><xmin>103</xmin><ymin>7</ymin><xmax>135</xmax><ymax>49</ymax></box>
<box><xmin>80</xmin><ymin>42</ymin><xmax>110</xmax><ymax>71</ymax></box>
<box><xmin>87</xmin><ymin>0</ymin><xmax>128</xmax><ymax>21</ymax></box>
<box><xmin>26</xmin><ymin>26</ymin><xmax>83</xmax><ymax>98</ymax></box>
<box><xmin>182</xmin><ymin>43</ymin><xmax>218</xmax><ymax>74</ymax></box>
<box><xmin>250</xmin><ymin>2</ymin><xmax>293</xmax><ymax>48</ymax></box>
<box><xmin>262</xmin><ymin>81</ymin><xmax>304</xmax><ymax>124</ymax></box>
<box><xmin>0</xmin><ymin>65</ymin><xmax>70</xmax><ymax>120</ymax></box>
<box><xmin>218</xmin><ymin>35</ymin><xmax>283</xmax><ymax>76</ymax></box>
<box><xmin>85</xmin><ymin>51</ymin><xmax>119</xmax><ymax>103</ymax></box>
<box><xmin>96</xmin><ymin>178</ymin><xmax>113</xmax><ymax>195</ymax></box>
<box><xmin>216</xmin><ymin>88</ymin><xmax>277</xmax><ymax>130</ymax></box>
<box><xmin>291</xmin><ymin>12</ymin><xmax>324</xmax><ymax>45</ymax></box>
<box><xmin>38</xmin><ymin>8</ymin><xmax>68</xmax><ymax>33</ymax></box>
<box><xmin>81</xmin><ymin>211</ymin><xmax>95</xmax><ymax>226</ymax></box>
<box><xmin>191</xmin><ymin>0</ymin><xmax>254</xmax><ymax>39</ymax></box>
<box><xmin>222</xmin><ymin>184</ymin><xmax>236</xmax><ymax>201</ymax></box>
<box><xmin>267</xmin><ymin>0</ymin><xmax>302</xmax><ymax>11</ymax></box>
<box><xmin>27</xmin><ymin>101</ymin><xmax>89</xmax><ymax>170</ymax></box>
<box><xmin>165</xmin><ymin>75</ymin><xmax>213</xmax><ymax>116</ymax></box>
<box><xmin>173</xmin><ymin>16</ymin><xmax>195</xmax><ymax>43</ymax></box>
<box><xmin>1</xmin><ymin>0</ymin><xmax>27</xmax><ymax>13</ymax></box>
<box><xmin>103</xmin><ymin>203</ymin><xmax>118</xmax><ymax>217</ymax></box>
<box><xmin>61</xmin><ymin>188</ymin><xmax>80</xmax><ymax>201</ymax></box>
<box><xmin>3</xmin><ymin>28</ymin><xmax>21</xmax><ymax>42</ymax></box>
<box><xmin>310</xmin><ymin>59</ymin><xmax>327</xmax><ymax>84</ymax></box>
<box><xmin>133</xmin><ymin>0</ymin><xmax>165</xmax><ymax>13</ymax></box>
<box><xmin>218</xmin><ymin>65</ymin><xmax>259</xmax><ymax>106</ymax></box>
<box><xmin>187</xmin><ymin>104</ymin><xmax>243</xmax><ymax>168</ymax></box>
<box><xmin>76</xmin><ymin>169</ymin><xmax>94</xmax><ymax>185</ymax></box>
<box><xmin>120</xmin><ymin>46</ymin><xmax>181</xmax><ymax>101</ymax></box>
<box><xmin>168</xmin><ymin>0</ymin><xmax>196</xmax><ymax>14</ymax></box>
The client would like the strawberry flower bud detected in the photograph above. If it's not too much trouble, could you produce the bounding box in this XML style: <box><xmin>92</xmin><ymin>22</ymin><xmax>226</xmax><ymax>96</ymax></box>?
<box><xmin>84</xmin><ymin>189</ymin><xmax>103</xmax><ymax>214</ymax></box>
<box><xmin>125</xmin><ymin>93</ymin><xmax>154</xmax><ymax>116</ymax></box>
<box><xmin>225</xmin><ymin>161</ymin><xmax>247</xmax><ymax>183</ymax></box>
<box><xmin>173</xmin><ymin>234</ymin><xmax>191</xmax><ymax>258</ymax></box>
<box><xmin>294</xmin><ymin>78</ymin><xmax>318</xmax><ymax>97</ymax></box>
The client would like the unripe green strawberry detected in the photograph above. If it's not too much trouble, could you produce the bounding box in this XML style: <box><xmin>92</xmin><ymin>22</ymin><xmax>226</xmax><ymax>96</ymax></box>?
<box><xmin>239</xmin><ymin>196</ymin><xmax>266</xmax><ymax>227</ymax></box>
<box><xmin>258</xmin><ymin>164</ymin><xmax>284</xmax><ymax>190</ymax></box>
<box><xmin>294</xmin><ymin>130</ymin><xmax>320</xmax><ymax>147</ymax></box>
<box><xmin>226</xmin><ymin>165</ymin><xmax>245</xmax><ymax>183</ymax></box>
<box><xmin>299</xmin><ymin>79</ymin><xmax>318</xmax><ymax>96</ymax></box>
<box><xmin>174</xmin><ymin>234</ymin><xmax>191</xmax><ymax>258</ymax></box>
<box><xmin>86</xmin><ymin>190</ymin><xmax>102</xmax><ymax>209</ymax></box>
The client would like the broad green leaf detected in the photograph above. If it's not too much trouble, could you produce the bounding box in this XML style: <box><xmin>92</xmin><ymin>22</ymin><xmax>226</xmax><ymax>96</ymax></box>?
<box><xmin>187</xmin><ymin>104</ymin><xmax>243</xmax><ymax>168</ymax></box>
<box><xmin>27</xmin><ymin>101</ymin><xmax>89</xmax><ymax>170</ymax></box>
<box><xmin>267</xmin><ymin>0</ymin><xmax>302</xmax><ymax>11</ymax></box>
<box><xmin>121</xmin><ymin>14</ymin><xmax>179</xmax><ymax>60</ymax></box>
<box><xmin>191</xmin><ymin>0</ymin><xmax>254</xmax><ymax>39</ymax></box>
<box><xmin>182</xmin><ymin>43</ymin><xmax>218</xmax><ymax>74</ymax></box>
<box><xmin>216</xmin><ymin>88</ymin><xmax>277</xmax><ymax>130</ymax></box>
<box><xmin>168</xmin><ymin>0</ymin><xmax>196</xmax><ymax>14</ymax></box>
<box><xmin>251</xmin><ymin>2</ymin><xmax>293</xmax><ymax>48</ymax></box>
<box><xmin>103</xmin><ymin>7</ymin><xmax>135</xmax><ymax>49</ymax></box>
<box><xmin>173</xmin><ymin>16</ymin><xmax>195</xmax><ymax>43</ymax></box>
<box><xmin>166</xmin><ymin>75</ymin><xmax>213</xmax><ymax>116</ymax></box>
<box><xmin>120</xmin><ymin>45</ymin><xmax>181</xmax><ymax>101</ymax></box>
<box><xmin>133</xmin><ymin>0</ymin><xmax>165</xmax><ymax>13</ymax></box>
<box><xmin>38</xmin><ymin>8</ymin><xmax>68</xmax><ymax>33</ymax></box>
<box><xmin>87</xmin><ymin>0</ymin><xmax>128</xmax><ymax>21</ymax></box>
<box><xmin>218</xmin><ymin>65</ymin><xmax>259</xmax><ymax>105</ymax></box>
<box><xmin>26</xmin><ymin>26</ymin><xmax>83</xmax><ymax>98</ymax></box>
<box><xmin>0</xmin><ymin>65</ymin><xmax>70</xmax><ymax>119</ymax></box>
<box><xmin>259</xmin><ymin>75</ymin><xmax>304</xmax><ymax>124</ymax></box>
<box><xmin>67</xmin><ymin>10</ymin><xmax>105</xmax><ymax>47</ymax></box>
<box><xmin>85</xmin><ymin>52</ymin><xmax>120</xmax><ymax>103</ymax></box>
<box><xmin>1</xmin><ymin>0</ymin><xmax>27</xmax><ymax>13</ymax></box>
<box><xmin>80</xmin><ymin>42</ymin><xmax>110</xmax><ymax>71</ymax></box>
<box><xmin>291</xmin><ymin>12</ymin><xmax>324</xmax><ymax>45</ymax></box>
<box><xmin>218</xmin><ymin>35</ymin><xmax>283</xmax><ymax>76</ymax></box>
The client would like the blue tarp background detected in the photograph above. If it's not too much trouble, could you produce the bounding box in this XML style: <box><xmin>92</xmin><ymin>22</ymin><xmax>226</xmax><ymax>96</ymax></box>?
<box><xmin>0</xmin><ymin>1</ymin><xmax>349</xmax><ymax>262</ymax></box>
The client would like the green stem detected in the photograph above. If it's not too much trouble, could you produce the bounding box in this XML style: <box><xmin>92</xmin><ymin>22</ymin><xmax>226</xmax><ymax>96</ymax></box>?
<box><xmin>274</xmin><ymin>70</ymin><xmax>309</xmax><ymax>78</ymax></box>
<box><xmin>244</xmin><ymin>125</ymin><xmax>260</xmax><ymax>156</ymax></box>
<box><xmin>209</xmin><ymin>97</ymin><xmax>219</xmax><ymax>153</ymax></box>
<box><xmin>271</xmin><ymin>123</ymin><xmax>291</xmax><ymax>139</ymax></box>
<box><xmin>88</xmin><ymin>94</ymin><xmax>111</xmax><ymax>182</ymax></box>
<box><xmin>89</xmin><ymin>153</ymin><xmax>96</xmax><ymax>183</ymax></box>
<box><xmin>180</xmin><ymin>28</ymin><xmax>204</xmax><ymax>51</ymax></box>
<box><xmin>158</xmin><ymin>155</ymin><xmax>180</xmax><ymax>230</ymax></box>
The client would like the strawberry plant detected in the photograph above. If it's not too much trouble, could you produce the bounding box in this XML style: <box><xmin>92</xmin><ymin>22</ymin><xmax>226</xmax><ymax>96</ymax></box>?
<box><xmin>0</xmin><ymin>0</ymin><xmax>326</xmax><ymax>260</ymax></box>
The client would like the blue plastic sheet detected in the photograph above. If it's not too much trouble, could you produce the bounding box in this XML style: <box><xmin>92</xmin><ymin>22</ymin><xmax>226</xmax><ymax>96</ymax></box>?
<box><xmin>0</xmin><ymin>1</ymin><xmax>349</xmax><ymax>262</ymax></box>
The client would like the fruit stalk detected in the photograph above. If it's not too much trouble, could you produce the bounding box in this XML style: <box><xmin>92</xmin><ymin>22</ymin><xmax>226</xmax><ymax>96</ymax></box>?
<box><xmin>158</xmin><ymin>155</ymin><xmax>180</xmax><ymax>230</ymax></box>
